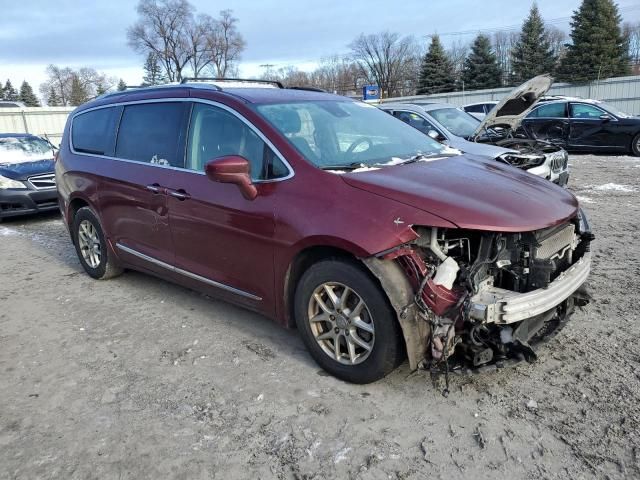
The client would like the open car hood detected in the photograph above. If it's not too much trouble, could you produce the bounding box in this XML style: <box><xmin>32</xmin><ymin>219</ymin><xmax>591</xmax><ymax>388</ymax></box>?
<box><xmin>473</xmin><ymin>74</ymin><xmax>553</xmax><ymax>137</ymax></box>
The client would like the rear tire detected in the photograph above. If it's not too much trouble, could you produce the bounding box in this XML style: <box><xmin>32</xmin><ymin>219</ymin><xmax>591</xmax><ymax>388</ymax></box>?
<box><xmin>632</xmin><ymin>133</ymin><xmax>640</xmax><ymax>156</ymax></box>
<box><xmin>72</xmin><ymin>207</ymin><xmax>123</xmax><ymax>280</ymax></box>
<box><xmin>294</xmin><ymin>259</ymin><xmax>404</xmax><ymax>384</ymax></box>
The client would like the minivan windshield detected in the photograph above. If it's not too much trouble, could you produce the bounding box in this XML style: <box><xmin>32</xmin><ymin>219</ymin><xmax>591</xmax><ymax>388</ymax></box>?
<box><xmin>255</xmin><ymin>100</ymin><xmax>451</xmax><ymax>169</ymax></box>
<box><xmin>428</xmin><ymin>108</ymin><xmax>480</xmax><ymax>138</ymax></box>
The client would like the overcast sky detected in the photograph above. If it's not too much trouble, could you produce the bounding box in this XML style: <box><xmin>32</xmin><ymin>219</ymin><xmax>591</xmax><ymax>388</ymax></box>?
<box><xmin>1</xmin><ymin>0</ymin><xmax>639</xmax><ymax>94</ymax></box>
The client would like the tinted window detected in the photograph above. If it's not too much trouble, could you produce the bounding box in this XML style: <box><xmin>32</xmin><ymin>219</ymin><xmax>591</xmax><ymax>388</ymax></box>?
<box><xmin>570</xmin><ymin>103</ymin><xmax>605</xmax><ymax>119</ymax></box>
<box><xmin>72</xmin><ymin>107</ymin><xmax>120</xmax><ymax>155</ymax></box>
<box><xmin>528</xmin><ymin>103</ymin><xmax>566</xmax><ymax>118</ymax></box>
<box><xmin>115</xmin><ymin>102</ymin><xmax>189</xmax><ymax>167</ymax></box>
<box><xmin>186</xmin><ymin>103</ymin><xmax>288</xmax><ymax>180</ymax></box>
<box><xmin>464</xmin><ymin>104</ymin><xmax>484</xmax><ymax>113</ymax></box>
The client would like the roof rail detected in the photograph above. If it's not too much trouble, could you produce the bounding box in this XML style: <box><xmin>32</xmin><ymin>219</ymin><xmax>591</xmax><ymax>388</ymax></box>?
<box><xmin>288</xmin><ymin>86</ymin><xmax>327</xmax><ymax>93</ymax></box>
<box><xmin>180</xmin><ymin>77</ymin><xmax>283</xmax><ymax>89</ymax></box>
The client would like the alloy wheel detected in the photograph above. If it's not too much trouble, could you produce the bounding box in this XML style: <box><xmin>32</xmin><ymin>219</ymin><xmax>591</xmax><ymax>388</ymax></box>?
<box><xmin>307</xmin><ymin>282</ymin><xmax>375</xmax><ymax>365</ymax></box>
<box><xmin>77</xmin><ymin>220</ymin><xmax>101</xmax><ymax>268</ymax></box>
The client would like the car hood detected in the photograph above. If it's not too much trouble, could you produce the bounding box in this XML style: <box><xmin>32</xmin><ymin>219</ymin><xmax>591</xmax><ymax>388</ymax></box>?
<box><xmin>473</xmin><ymin>74</ymin><xmax>553</xmax><ymax>137</ymax></box>
<box><xmin>340</xmin><ymin>154</ymin><xmax>577</xmax><ymax>232</ymax></box>
<box><xmin>445</xmin><ymin>136</ymin><xmax>514</xmax><ymax>158</ymax></box>
<box><xmin>0</xmin><ymin>159</ymin><xmax>55</xmax><ymax>180</ymax></box>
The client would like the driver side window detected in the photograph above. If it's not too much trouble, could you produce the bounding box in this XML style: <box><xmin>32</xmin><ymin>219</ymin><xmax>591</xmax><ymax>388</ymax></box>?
<box><xmin>186</xmin><ymin>103</ymin><xmax>288</xmax><ymax>180</ymax></box>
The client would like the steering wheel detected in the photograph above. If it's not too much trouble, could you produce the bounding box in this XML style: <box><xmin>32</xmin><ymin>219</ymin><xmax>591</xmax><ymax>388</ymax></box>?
<box><xmin>344</xmin><ymin>137</ymin><xmax>373</xmax><ymax>159</ymax></box>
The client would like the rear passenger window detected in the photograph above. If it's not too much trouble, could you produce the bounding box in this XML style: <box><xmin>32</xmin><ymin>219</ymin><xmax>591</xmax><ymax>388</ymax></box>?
<box><xmin>528</xmin><ymin>103</ymin><xmax>566</xmax><ymax>118</ymax></box>
<box><xmin>186</xmin><ymin>103</ymin><xmax>288</xmax><ymax>181</ymax></box>
<box><xmin>72</xmin><ymin>107</ymin><xmax>120</xmax><ymax>156</ymax></box>
<box><xmin>115</xmin><ymin>102</ymin><xmax>189</xmax><ymax>167</ymax></box>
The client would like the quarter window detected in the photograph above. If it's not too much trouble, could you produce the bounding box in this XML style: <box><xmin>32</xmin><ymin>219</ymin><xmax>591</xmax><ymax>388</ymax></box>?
<box><xmin>528</xmin><ymin>103</ymin><xmax>566</xmax><ymax>118</ymax></box>
<box><xmin>186</xmin><ymin>103</ymin><xmax>288</xmax><ymax>180</ymax></box>
<box><xmin>115</xmin><ymin>102</ymin><xmax>190</xmax><ymax>167</ymax></box>
<box><xmin>570</xmin><ymin>103</ymin><xmax>606</xmax><ymax>119</ymax></box>
<box><xmin>72</xmin><ymin>107</ymin><xmax>120</xmax><ymax>156</ymax></box>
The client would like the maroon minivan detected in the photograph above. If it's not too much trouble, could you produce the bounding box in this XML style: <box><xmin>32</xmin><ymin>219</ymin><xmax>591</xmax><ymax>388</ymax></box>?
<box><xmin>56</xmin><ymin>79</ymin><xmax>592</xmax><ymax>384</ymax></box>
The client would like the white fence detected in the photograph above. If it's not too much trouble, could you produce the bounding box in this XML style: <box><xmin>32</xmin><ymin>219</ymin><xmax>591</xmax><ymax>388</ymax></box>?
<box><xmin>0</xmin><ymin>107</ymin><xmax>74</xmax><ymax>146</ymax></box>
<box><xmin>380</xmin><ymin>75</ymin><xmax>640</xmax><ymax>115</ymax></box>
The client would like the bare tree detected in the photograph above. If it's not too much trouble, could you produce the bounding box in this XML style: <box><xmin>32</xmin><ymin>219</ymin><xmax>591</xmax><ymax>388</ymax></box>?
<box><xmin>349</xmin><ymin>32</ymin><xmax>418</xmax><ymax>98</ymax></box>
<box><xmin>547</xmin><ymin>26</ymin><xmax>569</xmax><ymax>65</ymax></box>
<box><xmin>187</xmin><ymin>14</ymin><xmax>216</xmax><ymax>78</ymax></box>
<box><xmin>39</xmin><ymin>65</ymin><xmax>116</xmax><ymax>105</ymax></box>
<box><xmin>39</xmin><ymin>65</ymin><xmax>74</xmax><ymax>106</ymax></box>
<box><xmin>207</xmin><ymin>10</ymin><xmax>246</xmax><ymax>78</ymax></box>
<box><xmin>127</xmin><ymin>0</ymin><xmax>195</xmax><ymax>82</ymax></box>
<box><xmin>623</xmin><ymin>21</ymin><xmax>640</xmax><ymax>66</ymax></box>
<box><xmin>493</xmin><ymin>31</ymin><xmax>518</xmax><ymax>86</ymax></box>
<box><xmin>447</xmin><ymin>40</ymin><xmax>469</xmax><ymax>85</ymax></box>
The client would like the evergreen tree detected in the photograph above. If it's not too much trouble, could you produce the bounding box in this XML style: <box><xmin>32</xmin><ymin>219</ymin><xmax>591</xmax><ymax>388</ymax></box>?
<box><xmin>461</xmin><ymin>35</ymin><xmax>503</xmax><ymax>90</ymax></box>
<box><xmin>69</xmin><ymin>75</ymin><xmax>88</xmax><ymax>106</ymax></box>
<box><xmin>117</xmin><ymin>79</ymin><xmax>127</xmax><ymax>91</ymax></box>
<box><xmin>142</xmin><ymin>52</ymin><xmax>167</xmax><ymax>86</ymax></box>
<box><xmin>416</xmin><ymin>35</ymin><xmax>456</xmax><ymax>95</ymax></box>
<box><xmin>557</xmin><ymin>0</ymin><xmax>630</xmax><ymax>82</ymax></box>
<box><xmin>511</xmin><ymin>4</ymin><xmax>556</xmax><ymax>83</ymax></box>
<box><xmin>19</xmin><ymin>81</ymin><xmax>40</xmax><ymax>107</ymax></box>
<box><xmin>0</xmin><ymin>83</ymin><xmax>4</xmax><ymax>100</ymax></box>
<box><xmin>47</xmin><ymin>87</ymin><xmax>62</xmax><ymax>106</ymax></box>
<box><xmin>3</xmin><ymin>80</ymin><xmax>19</xmax><ymax>101</ymax></box>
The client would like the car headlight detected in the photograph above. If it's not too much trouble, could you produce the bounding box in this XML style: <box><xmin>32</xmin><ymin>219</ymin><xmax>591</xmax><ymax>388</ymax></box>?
<box><xmin>496</xmin><ymin>152</ymin><xmax>546</xmax><ymax>169</ymax></box>
<box><xmin>576</xmin><ymin>207</ymin><xmax>591</xmax><ymax>234</ymax></box>
<box><xmin>0</xmin><ymin>175</ymin><xmax>27</xmax><ymax>190</ymax></box>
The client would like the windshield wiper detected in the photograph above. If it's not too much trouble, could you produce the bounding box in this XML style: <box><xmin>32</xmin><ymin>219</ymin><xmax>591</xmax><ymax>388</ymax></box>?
<box><xmin>319</xmin><ymin>162</ymin><xmax>367</xmax><ymax>171</ymax></box>
<box><xmin>392</xmin><ymin>152</ymin><xmax>455</xmax><ymax>166</ymax></box>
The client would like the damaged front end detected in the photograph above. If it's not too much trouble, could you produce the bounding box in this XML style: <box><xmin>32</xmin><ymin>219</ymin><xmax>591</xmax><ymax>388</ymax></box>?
<box><xmin>365</xmin><ymin>210</ymin><xmax>594</xmax><ymax>384</ymax></box>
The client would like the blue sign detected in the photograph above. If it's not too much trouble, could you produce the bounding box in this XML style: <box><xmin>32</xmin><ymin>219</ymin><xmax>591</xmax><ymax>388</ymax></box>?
<box><xmin>362</xmin><ymin>85</ymin><xmax>380</xmax><ymax>100</ymax></box>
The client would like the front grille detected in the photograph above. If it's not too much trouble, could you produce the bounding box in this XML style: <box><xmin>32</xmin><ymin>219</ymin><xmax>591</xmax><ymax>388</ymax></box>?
<box><xmin>534</xmin><ymin>223</ymin><xmax>576</xmax><ymax>260</ymax></box>
<box><xmin>28</xmin><ymin>173</ymin><xmax>56</xmax><ymax>190</ymax></box>
<box><xmin>550</xmin><ymin>152</ymin><xmax>568</xmax><ymax>173</ymax></box>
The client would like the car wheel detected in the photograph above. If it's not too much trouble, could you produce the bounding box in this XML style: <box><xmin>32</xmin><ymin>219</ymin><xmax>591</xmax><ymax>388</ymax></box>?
<box><xmin>72</xmin><ymin>207</ymin><xmax>123</xmax><ymax>280</ymax></box>
<box><xmin>294</xmin><ymin>259</ymin><xmax>404</xmax><ymax>384</ymax></box>
<box><xmin>632</xmin><ymin>133</ymin><xmax>640</xmax><ymax>156</ymax></box>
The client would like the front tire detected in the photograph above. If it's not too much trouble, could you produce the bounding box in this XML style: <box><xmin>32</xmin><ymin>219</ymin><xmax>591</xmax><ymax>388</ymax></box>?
<box><xmin>294</xmin><ymin>259</ymin><xmax>404</xmax><ymax>384</ymax></box>
<box><xmin>632</xmin><ymin>133</ymin><xmax>640</xmax><ymax>156</ymax></box>
<box><xmin>72</xmin><ymin>207</ymin><xmax>123</xmax><ymax>280</ymax></box>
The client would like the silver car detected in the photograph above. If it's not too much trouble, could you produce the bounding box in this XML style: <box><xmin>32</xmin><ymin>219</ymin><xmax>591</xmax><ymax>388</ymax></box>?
<box><xmin>380</xmin><ymin>75</ymin><xmax>570</xmax><ymax>186</ymax></box>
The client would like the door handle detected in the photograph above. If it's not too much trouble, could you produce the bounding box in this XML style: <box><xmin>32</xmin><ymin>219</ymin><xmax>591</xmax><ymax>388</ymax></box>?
<box><xmin>167</xmin><ymin>189</ymin><xmax>191</xmax><ymax>201</ymax></box>
<box><xmin>146</xmin><ymin>183</ymin><xmax>162</xmax><ymax>194</ymax></box>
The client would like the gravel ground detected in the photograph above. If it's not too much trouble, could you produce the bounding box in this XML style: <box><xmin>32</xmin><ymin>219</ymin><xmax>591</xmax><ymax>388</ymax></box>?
<box><xmin>1</xmin><ymin>154</ymin><xmax>639</xmax><ymax>480</ymax></box>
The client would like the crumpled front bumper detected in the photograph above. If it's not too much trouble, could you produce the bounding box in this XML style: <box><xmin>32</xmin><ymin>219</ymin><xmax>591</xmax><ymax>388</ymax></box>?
<box><xmin>468</xmin><ymin>251</ymin><xmax>592</xmax><ymax>324</ymax></box>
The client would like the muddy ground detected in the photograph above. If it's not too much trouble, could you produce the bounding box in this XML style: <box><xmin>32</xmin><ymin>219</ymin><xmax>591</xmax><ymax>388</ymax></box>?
<box><xmin>1</xmin><ymin>154</ymin><xmax>639</xmax><ymax>480</ymax></box>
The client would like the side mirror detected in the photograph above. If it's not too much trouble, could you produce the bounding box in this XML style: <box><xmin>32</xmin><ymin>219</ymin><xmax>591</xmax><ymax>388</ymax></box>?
<box><xmin>205</xmin><ymin>155</ymin><xmax>257</xmax><ymax>200</ymax></box>
<box><xmin>599</xmin><ymin>114</ymin><xmax>612</xmax><ymax>122</ymax></box>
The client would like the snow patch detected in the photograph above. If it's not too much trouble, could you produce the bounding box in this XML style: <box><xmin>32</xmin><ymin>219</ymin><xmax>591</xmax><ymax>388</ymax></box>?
<box><xmin>575</xmin><ymin>195</ymin><xmax>594</xmax><ymax>204</ymax></box>
<box><xmin>0</xmin><ymin>226</ymin><xmax>19</xmax><ymax>236</ymax></box>
<box><xmin>591</xmin><ymin>183</ymin><xmax>636</xmax><ymax>193</ymax></box>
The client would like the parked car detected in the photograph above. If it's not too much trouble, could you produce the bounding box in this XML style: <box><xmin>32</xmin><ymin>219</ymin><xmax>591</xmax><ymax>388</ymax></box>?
<box><xmin>0</xmin><ymin>101</ymin><xmax>26</xmax><ymax>108</ymax></box>
<box><xmin>462</xmin><ymin>101</ymin><xmax>497</xmax><ymax>120</ymax></box>
<box><xmin>57</xmin><ymin>79</ymin><xmax>592</xmax><ymax>384</ymax></box>
<box><xmin>521</xmin><ymin>98</ymin><xmax>640</xmax><ymax>155</ymax></box>
<box><xmin>381</xmin><ymin>75</ymin><xmax>570</xmax><ymax>186</ymax></box>
<box><xmin>0</xmin><ymin>133</ymin><xmax>58</xmax><ymax>221</ymax></box>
